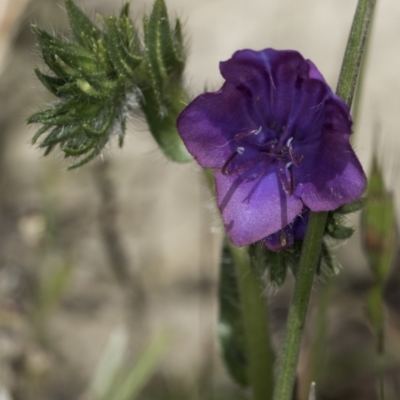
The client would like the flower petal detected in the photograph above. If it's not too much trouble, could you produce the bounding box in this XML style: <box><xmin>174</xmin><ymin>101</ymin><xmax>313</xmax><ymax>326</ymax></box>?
<box><xmin>220</xmin><ymin>49</ymin><xmax>332</xmax><ymax>142</ymax></box>
<box><xmin>294</xmin><ymin>132</ymin><xmax>366</xmax><ymax>211</ymax></box>
<box><xmin>215</xmin><ymin>165</ymin><xmax>303</xmax><ymax>246</ymax></box>
<box><xmin>176</xmin><ymin>82</ymin><xmax>255</xmax><ymax>169</ymax></box>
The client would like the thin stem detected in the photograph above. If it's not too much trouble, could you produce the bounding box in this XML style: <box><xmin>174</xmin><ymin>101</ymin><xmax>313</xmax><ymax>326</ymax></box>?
<box><xmin>273</xmin><ymin>212</ymin><xmax>327</xmax><ymax>400</ymax></box>
<box><xmin>273</xmin><ymin>1</ymin><xmax>377</xmax><ymax>399</ymax></box>
<box><xmin>229</xmin><ymin>243</ymin><xmax>274</xmax><ymax>400</ymax></box>
<box><xmin>336</xmin><ymin>0</ymin><xmax>377</xmax><ymax>104</ymax></box>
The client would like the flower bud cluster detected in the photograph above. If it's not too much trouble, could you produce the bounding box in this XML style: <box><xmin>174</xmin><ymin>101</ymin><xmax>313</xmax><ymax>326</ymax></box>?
<box><xmin>28</xmin><ymin>0</ymin><xmax>191</xmax><ymax>168</ymax></box>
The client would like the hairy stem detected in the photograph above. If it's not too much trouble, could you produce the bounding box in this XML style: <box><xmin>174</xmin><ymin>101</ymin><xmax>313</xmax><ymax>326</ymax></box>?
<box><xmin>229</xmin><ymin>243</ymin><xmax>274</xmax><ymax>400</ymax></box>
<box><xmin>273</xmin><ymin>1</ymin><xmax>377</xmax><ymax>399</ymax></box>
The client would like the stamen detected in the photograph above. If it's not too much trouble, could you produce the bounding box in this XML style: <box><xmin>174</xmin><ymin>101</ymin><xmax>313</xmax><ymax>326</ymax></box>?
<box><xmin>253</xmin><ymin>126</ymin><xmax>262</xmax><ymax>135</ymax></box>
<box><xmin>288</xmin><ymin>167</ymin><xmax>294</xmax><ymax>195</ymax></box>
<box><xmin>234</xmin><ymin>126</ymin><xmax>262</xmax><ymax>141</ymax></box>
<box><xmin>288</xmin><ymin>143</ymin><xmax>302</xmax><ymax>167</ymax></box>
<box><xmin>222</xmin><ymin>153</ymin><xmax>267</xmax><ymax>176</ymax></box>
<box><xmin>277</xmin><ymin>162</ymin><xmax>295</xmax><ymax>195</ymax></box>
<box><xmin>221</xmin><ymin>152</ymin><xmax>239</xmax><ymax>175</ymax></box>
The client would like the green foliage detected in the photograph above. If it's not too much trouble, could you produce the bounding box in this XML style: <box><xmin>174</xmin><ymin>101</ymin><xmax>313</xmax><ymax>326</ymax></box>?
<box><xmin>218</xmin><ymin>241</ymin><xmax>248</xmax><ymax>387</ymax></box>
<box><xmin>28</xmin><ymin>0</ymin><xmax>191</xmax><ymax>168</ymax></box>
<box><xmin>88</xmin><ymin>330</ymin><xmax>168</xmax><ymax>400</ymax></box>
<box><xmin>362</xmin><ymin>158</ymin><xmax>397</xmax><ymax>349</ymax></box>
<box><xmin>250</xmin><ymin>197</ymin><xmax>365</xmax><ymax>286</ymax></box>
<box><xmin>362</xmin><ymin>159</ymin><xmax>396</xmax><ymax>281</ymax></box>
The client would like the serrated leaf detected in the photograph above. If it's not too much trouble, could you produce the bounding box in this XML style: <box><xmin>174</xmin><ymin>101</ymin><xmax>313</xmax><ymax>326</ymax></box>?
<box><xmin>218</xmin><ymin>241</ymin><xmax>248</xmax><ymax>387</ymax></box>
<box><xmin>65</xmin><ymin>0</ymin><xmax>101</xmax><ymax>49</ymax></box>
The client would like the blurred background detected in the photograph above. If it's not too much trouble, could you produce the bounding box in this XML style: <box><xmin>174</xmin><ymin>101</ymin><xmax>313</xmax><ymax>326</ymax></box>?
<box><xmin>0</xmin><ymin>0</ymin><xmax>399</xmax><ymax>399</ymax></box>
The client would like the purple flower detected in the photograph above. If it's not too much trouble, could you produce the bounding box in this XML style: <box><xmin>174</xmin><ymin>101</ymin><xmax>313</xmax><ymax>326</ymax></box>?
<box><xmin>177</xmin><ymin>49</ymin><xmax>366</xmax><ymax>247</ymax></box>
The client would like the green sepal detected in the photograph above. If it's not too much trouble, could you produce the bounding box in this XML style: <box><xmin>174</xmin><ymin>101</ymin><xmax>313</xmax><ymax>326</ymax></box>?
<box><xmin>107</xmin><ymin>16</ymin><xmax>142</xmax><ymax>79</ymax></box>
<box><xmin>83</xmin><ymin>107</ymin><xmax>115</xmax><ymax>137</ymax></box>
<box><xmin>326</xmin><ymin>223</ymin><xmax>355</xmax><ymax>240</ymax></box>
<box><xmin>63</xmin><ymin>139</ymin><xmax>96</xmax><ymax>155</ymax></box>
<box><xmin>29</xmin><ymin>0</ymin><xmax>190</xmax><ymax>168</ymax></box>
<box><xmin>150</xmin><ymin>0</ymin><xmax>184</xmax><ymax>74</ymax></box>
<box><xmin>39</xmin><ymin>125</ymin><xmax>80</xmax><ymax>147</ymax></box>
<box><xmin>268</xmin><ymin>251</ymin><xmax>287</xmax><ymax>286</ymax></box>
<box><xmin>218</xmin><ymin>240</ymin><xmax>248</xmax><ymax>387</ymax></box>
<box><xmin>119</xmin><ymin>3</ymin><xmax>141</xmax><ymax>53</ymax></box>
<box><xmin>34</xmin><ymin>68</ymin><xmax>68</xmax><ymax>97</ymax></box>
<box><xmin>33</xmin><ymin>27</ymin><xmax>71</xmax><ymax>78</ymax></box>
<box><xmin>31</xmin><ymin>125</ymin><xmax>52</xmax><ymax>144</ymax></box>
<box><xmin>335</xmin><ymin>198</ymin><xmax>365</xmax><ymax>214</ymax></box>
<box><xmin>143</xmin><ymin>15</ymin><xmax>163</xmax><ymax>109</ymax></box>
<box><xmin>65</xmin><ymin>0</ymin><xmax>101</xmax><ymax>49</ymax></box>
<box><xmin>173</xmin><ymin>19</ymin><xmax>184</xmax><ymax>56</ymax></box>
<box><xmin>320</xmin><ymin>241</ymin><xmax>339</xmax><ymax>275</ymax></box>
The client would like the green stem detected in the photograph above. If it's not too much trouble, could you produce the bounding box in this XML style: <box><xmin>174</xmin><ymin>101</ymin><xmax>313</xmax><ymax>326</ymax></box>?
<box><xmin>273</xmin><ymin>1</ymin><xmax>377</xmax><ymax>399</ymax></box>
<box><xmin>273</xmin><ymin>212</ymin><xmax>327</xmax><ymax>400</ymax></box>
<box><xmin>336</xmin><ymin>0</ymin><xmax>377</xmax><ymax>104</ymax></box>
<box><xmin>229</xmin><ymin>243</ymin><xmax>274</xmax><ymax>400</ymax></box>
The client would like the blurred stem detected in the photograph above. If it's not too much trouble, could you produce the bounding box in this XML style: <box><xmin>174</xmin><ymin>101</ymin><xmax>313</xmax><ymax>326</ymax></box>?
<box><xmin>308</xmin><ymin>279</ymin><xmax>332</xmax><ymax>393</ymax></box>
<box><xmin>229</xmin><ymin>243</ymin><xmax>274</xmax><ymax>400</ymax></box>
<box><xmin>94</xmin><ymin>161</ymin><xmax>147</xmax><ymax>314</ymax></box>
<box><xmin>274</xmin><ymin>0</ymin><xmax>377</xmax><ymax>397</ymax></box>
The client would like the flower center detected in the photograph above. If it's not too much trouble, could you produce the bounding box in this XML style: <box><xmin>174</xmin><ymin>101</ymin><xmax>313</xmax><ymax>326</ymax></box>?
<box><xmin>221</xmin><ymin>125</ymin><xmax>303</xmax><ymax>195</ymax></box>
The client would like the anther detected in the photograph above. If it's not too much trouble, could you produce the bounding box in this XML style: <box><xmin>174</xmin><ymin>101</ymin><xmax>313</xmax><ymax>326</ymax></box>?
<box><xmin>286</xmin><ymin>162</ymin><xmax>293</xmax><ymax>169</ymax></box>
<box><xmin>237</xmin><ymin>146</ymin><xmax>245</xmax><ymax>155</ymax></box>
<box><xmin>253</xmin><ymin>126</ymin><xmax>262</xmax><ymax>135</ymax></box>
<box><xmin>286</xmin><ymin>137</ymin><xmax>293</xmax><ymax>147</ymax></box>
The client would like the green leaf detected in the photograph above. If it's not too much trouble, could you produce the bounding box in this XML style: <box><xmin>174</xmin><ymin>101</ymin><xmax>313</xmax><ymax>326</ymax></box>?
<box><xmin>107</xmin><ymin>333</ymin><xmax>168</xmax><ymax>400</ymax></box>
<box><xmin>37</xmin><ymin>262</ymin><xmax>73</xmax><ymax>317</ymax></box>
<box><xmin>107</xmin><ymin>16</ymin><xmax>142</xmax><ymax>79</ymax></box>
<box><xmin>362</xmin><ymin>158</ymin><xmax>396</xmax><ymax>282</ymax></box>
<box><xmin>65</xmin><ymin>0</ymin><xmax>101</xmax><ymax>49</ymax></box>
<box><xmin>218</xmin><ymin>241</ymin><xmax>248</xmax><ymax>387</ymax></box>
